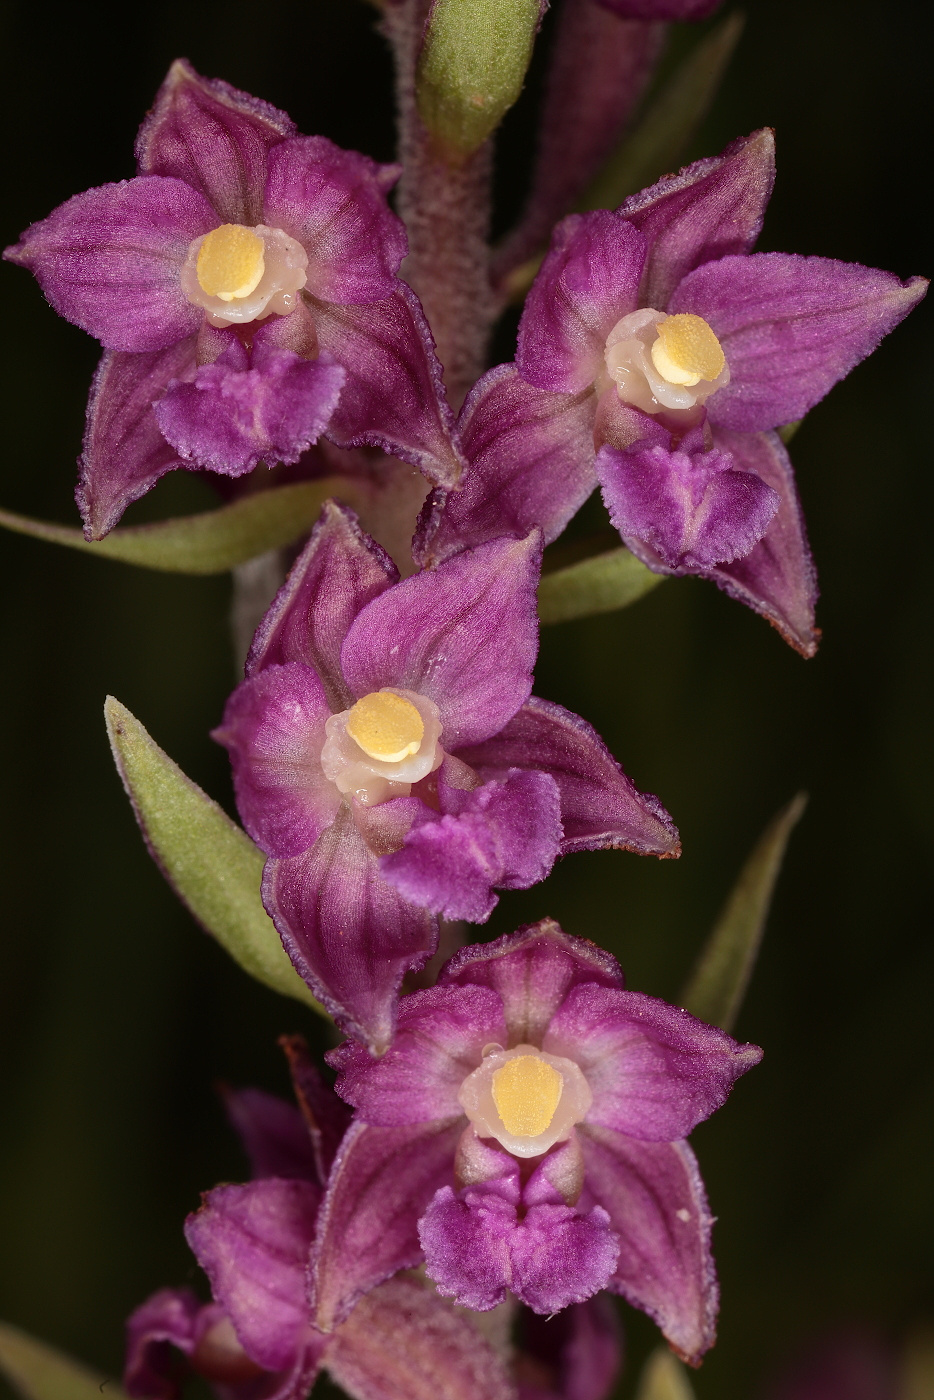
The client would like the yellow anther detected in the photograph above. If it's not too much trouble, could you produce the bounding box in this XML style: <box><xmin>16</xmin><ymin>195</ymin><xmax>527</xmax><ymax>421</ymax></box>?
<box><xmin>491</xmin><ymin>1055</ymin><xmax>563</xmax><ymax>1138</ymax></box>
<box><xmin>346</xmin><ymin>691</ymin><xmax>425</xmax><ymax>763</ymax></box>
<box><xmin>196</xmin><ymin>225</ymin><xmax>266</xmax><ymax>302</ymax></box>
<box><xmin>651</xmin><ymin>313</ymin><xmax>725</xmax><ymax>387</ymax></box>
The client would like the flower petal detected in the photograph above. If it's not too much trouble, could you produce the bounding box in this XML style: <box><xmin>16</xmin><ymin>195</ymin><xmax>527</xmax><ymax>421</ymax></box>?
<box><xmin>77</xmin><ymin>338</ymin><xmax>196</xmax><ymax>540</ymax></box>
<box><xmin>124</xmin><ymin>1288</ymin><xmax>209</xmax><ymax>1399</ymax></box>
<box><xmin>673</xmin><ymin>251</ymin><xmax>928</xmax><ymax>432</ymax></box>
<box><xmin>222</xmin><ymin>1086</ymin><xmax>320</xmax><ymax>1183</ymax></box>
<box><xmin>621</xmin><ymin>129</ymin><xmax>775</xmax><ymax>310</ymax></box>
<box><xmin>264</xmin><ymin>137</ymin><xmax>406</xmax><ymax>303</ymax></box>
<box><xmin>5</xmin><ymin>177</ymin><xmax>213</xmax><ymax>351</ymax></box>
<box><xmin>419</xmin><ymin>1183</ymin><xmax>516</xmax><ymax>1311</ymax></box>
<box><xmin>263</xmin><ymin>804</ymin><xmax>437</xmax><ymax>1052</ymax></box>
<box><xmin>456</xmin><ymin>696</ymin><xmax>680</xmax><ymax>857</ymax></box>
<box><xmin>578</xmin><ymin>1127</ymin><xmax>717</xmax><ymax>1366</ymax></box>
<box><xmin>341</xmin><ymin>533</ymin><xmax>542</xmax><ymax>749</ymax></box>
<box><xmin>517</xmin><ymin>212</ymin><xmax>646</xmax><ymax>393</ymax></box>
<box><xmin>508</xmin><ymin>1202</ymin><xmax>620</xmax><ymax>1315</ymax></box>
<box><xmin>136</xmin><ymin>58</ymin><xmax>295</xmax><ymax>225</ymax></box>
<box><xmin>545</xmin><ymin>985</ymin><xmax>761</xmax><ymax>1140</ymax></box>
<box><xmin>310</xmin><ymin>1118</ymin><xmax>463</xmax><ymax>1332</ymax></box>
<box><xmin>212</xmin><ymin>662</ymin><xmax>339</xmax><ymax>858</ymax></box>
<box><xmin>247</xmin><ymin>501</ymin><xmax>398</xmax><ymax>710</ymax></box>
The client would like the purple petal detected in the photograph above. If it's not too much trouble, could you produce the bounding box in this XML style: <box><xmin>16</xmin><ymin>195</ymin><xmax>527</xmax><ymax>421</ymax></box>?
<box><xmin>517</xmin><ymin>1296</ymin><xmax>623</xmax><ymax>1400</ymax></box>
<box><xmin>325</xmin><ymin>1274</ymin><xmax>515</xmax><ymax>1400</ymax></box>
<box><xmin>508</xmin><ymin>1202</ymin><xmax>619</xmax><ymax>1315</ymax></box>
<box><xmin>419</xmin><ymin>1183</ymin><xmax>516</xmax><ymax>1311</ymax></box>
<box><xmin>595</xmin><ymin>0</ymin><xmax>720</xmax><ymax>17</ymax></box>
<box><xmin>263</xmin><ymin>804</ymin><xmax>437</xmax><ymax>1052</ymax></box>
<box><xmin>442</xmin><ymin>920</ymin><xmax>623</xmax><ymax>1046</ymax></box>
<box><xmin>597</xmin><ymin>441</ymin><xmax>779</xmax><ymax>569</ymax></box>
<box><xmin>705</xmin><ymin>429</ymin><xmax>819</xmax><ymax>657</ymax></box>
<box><xmin>185</xmin><ymin>1178</ymin><xmax>321</xmax><ymax>1372</ymax></box>
<box><xmin>310</xmin><ymin>1118</ymin><xmax>462</xmax><ymax>1332</ymax></box>
<box><xmin>247</xmin><ymin>501</ymin><xmax>398</xmax><ymax>709</ymax></box>
<box><xmin>673</xmin><ymin>252</ymin><xmax>928</xmax><ymax>432</ymax></box>
<box><xmin>136</xmin><ymin>59</ymin><xmax>295</xmax><ymax>225</ymax></box>
<box><xmin>263</xmin><ymin>137</ymin><xmax>406</xmax><ymax>303</ymax></box>
<box><xmin>578</xmin><ymin>1126</ymin><xmax>717</xmax><ymax>1365</ymax></box>
<box><xmin>313</xmin><ymin>283</ymin><xmax>463</xmax><ymax>487</ymax></box>
<box><xmin>124</xmin><ymin>1287</ymin><xmax>204</xmax><ymax>1399</ymax></box>
<box><xmin>279</xmin><ymin>1034</ymin><xmax>352</xmax><ymax>1183</ymax></box>
<box><xmin>416</xmin><ymin>365</ymin><xmax>597</xmax><ymax>567</ymax></box>
<box><xmin>456</xmin><ymin>696</ymin><xmax>680</xmax><ymax>857</ymax></box>
<box><xmin>341</xmin><ymin>533</ymin><xmax>542</xmax><ymax>749</ymax></box>
<box><xmin>223</xmin><ymin>1086</ymin><xmax>319</xmax><ymax>1183</ymax></box>
<box><xmin>77</xmin><ymin>338</ymin><xmax>195</xmax><ymax>539</ymax></box>
<box><xmin>621</xmin><ymin>129</ymin><xmax>775</xmax><ymax>310</ymax></box>
<box><xmin>517</xmin><ymin>212</ymin><xmax>646</xmax><ymax>393</ymax></box>
<box><xmin>545</xmin><ymin>985</ymin><xmax>761</xmax><ymax>1139</ymax></box>
<box><xmin>329</xmin><ymin>982</ymin><xmax>504</xmax><ymax>1125</ymax></box>
<box><xmin>5</xmin><ymin>177</ymin><xmax>213</xmax><ymax>352</ymax></box>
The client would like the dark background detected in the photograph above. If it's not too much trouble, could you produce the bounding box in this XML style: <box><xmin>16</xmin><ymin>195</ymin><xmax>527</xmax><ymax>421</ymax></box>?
<box><xmin>0</xmin><ymin>1</ymin><xmax>930</xmax><ymax>1396</ymax></box>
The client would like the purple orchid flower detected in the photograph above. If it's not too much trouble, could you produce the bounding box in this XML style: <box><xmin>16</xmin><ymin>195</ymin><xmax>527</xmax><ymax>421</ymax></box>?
<box><xmin>422</xmin><ymin>131</ymin><xmax>927</xmax><ymax>655</ymax></box>
<box><xmin>214</xmin><ymin>502</ymin><xmax>678</xmax><ymax>1052</ymax></box>
<box><xmin>311</xmin><ymin>919</ymin><xmax>761</xmax><ymax>1366</ymax></box>
<box><xmin>4</xmin><ymin>60</ymin><xmax>461</xmax><ymax>538</ymax></box>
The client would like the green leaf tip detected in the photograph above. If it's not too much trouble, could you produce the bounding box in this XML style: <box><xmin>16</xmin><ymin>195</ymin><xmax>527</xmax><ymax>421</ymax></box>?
<box><xmin>634</xmin><ymin>1347</ymin><xmax>697</xmax><ymax>1400</ymax></box>
<box><xmin>0</xmin><ymin>478</ymin><xmax>357</xmax><ymax>574</ymax></box>
<box><xmin>681</xmin><ymin>791</ymin><xmax>808</xmax><ymax>1031</ymax></box>
<box><xmin>538</xmin><ymin>546</ymin><xmax>663</xmax><ymax>625</ymax></box>
<box><xmin>104</xmin><ymin>696</ymin><xmax>325</xmax><ymax>1014</ymax></box>
<box><xmin>0</xmin><ymin>1322</ymin><xmax>129</xmax><ymax>1400</ymax></box>
<box><xmin>417</xmin><ymin>0</ymin><xmax>542</xmax><ymax>158</ymax></box>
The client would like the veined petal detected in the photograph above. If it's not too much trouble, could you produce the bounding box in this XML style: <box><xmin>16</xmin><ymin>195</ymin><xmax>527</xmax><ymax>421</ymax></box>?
<box><xmin>456</xmin><ymin>696</ymin><xmax>680</xmax><ymax>857</ymax></box>
<box><xmin>77</xmin><ymin>338</ymin><xmax>196</xmax><ymax>540</ymax></box>
<box><xmin>621</xmin><ymin>128</ymin><xmax>775</xmax><ymax>309</ymax></box>
<box><xmin>223</xmin><ymin>1086</ymin><xmax>320</xmax><ymax>1183</ymax></box>
<box><xmin>517</xmin><ymin>212</ymin><xmax>646</xmax><ymax>394</ymax></box>
<box><xmin>673</xmin><ymin>251</ymin><xmax>928</xmax><ymax>432</ymax></box>
<box><xmin>341</xmin><ymin>533</ymin><xmax>542</xmax><ymax>750</ymax></box>
<box><xmin>5</xmin><ymin>176</ymin><xmax>213</xmax><ymax>351</ymax></box>
<box><xmin>264</xmin><ymin>137</ymin><xmax>406</xmax><ymax>303</ymax></box>
<box><xmin>263</xmin><ymin>804</ymin><xmax>437</xmax><ymax>1052</ymax></box>
<box><xmin>578</xmin><ymin>1127</ymin><xmax>717</xmax><ymax>1366</ymax></box>
<box><xmin>136</xmin><ymin>58</ymin><xmax>295</xmax><ymax>225</ymax></box>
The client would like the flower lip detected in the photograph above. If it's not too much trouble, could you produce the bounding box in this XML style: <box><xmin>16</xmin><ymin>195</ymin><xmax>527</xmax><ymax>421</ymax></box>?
<box><xmin>320</xmin><ymin>687</ymin><xmax>443</xmax><ymax>807</ymax></box>
<box><xmin>180</xmin><ymin>223</ymin><xmax>308</xmax><ymax>326</ymax></box>
<box><xmin>458</xmin><ymin>1042</ymin><xmax>593</xmax><ymax>1159</ymax></box>
<box><xmin>604</xmin><ymin>308</ymin><xmax>729</xmax><ymax>414</ymax></box>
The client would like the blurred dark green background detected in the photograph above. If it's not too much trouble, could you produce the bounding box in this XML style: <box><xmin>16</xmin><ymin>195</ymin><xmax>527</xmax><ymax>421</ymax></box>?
<box><xmin>0</xmin><ymin>1</ymin><xmax>930</xmax><ymax>1396</ymax></box>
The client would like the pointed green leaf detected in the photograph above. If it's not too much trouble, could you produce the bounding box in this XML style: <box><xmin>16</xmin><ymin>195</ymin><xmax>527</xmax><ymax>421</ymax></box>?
<box><xmin>104</xmin><ymin>697</ymin><xmax>324</xmax><ymax>1014</ymax></box>
<box><xmin>538</xmin><ymin>546</ymin><xmax>663</xmax><ymax>625</ymax></box>
<box><xmin>680</xmin><ymin>792</ymin><xmax>808</xmax><ymax>1031</ymax></box>
<box><xmin>582</xmin><ymin>12</ymin><xmax>746</xmax><ymax>212</ymax></box>
<box><xmin>0</xmin><ymin>1322</ymin><xmax>129</xmax><ymax>1400</ymax></box>
<box><xmin>0</xmin><ymin>478</ymin><xmax>358</xmax><ymax>574</ymax></box>
<box><xmin>634</xmin><ymin>1348</ymin><xmax>697</xmax><ymax>1400</ymax></box>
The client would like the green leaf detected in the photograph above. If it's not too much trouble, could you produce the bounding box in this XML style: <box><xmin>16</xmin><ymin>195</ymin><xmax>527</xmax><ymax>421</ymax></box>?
<box><xmin>0</xmin><ymin>1322</ymin><xmax>129</xmax><ymax>1400</ymax></box>
<box><xmin>538</xmin><ymin>546</ymin><xmax>663</xmax><ymax>625</ymax></box>
<box><xmin>634</xmin><ymin>1348</ymin><xmax>697</xmax><ymax>1400</ymax></box>
<box><xmin>104</xmin><ymin>697</ymin><xmax>324</xmax><ymax>1014</ymax></box>
<box><xmin>680</xmin><ymin>792</ymin><xmax>808</xmax><ymax>1031</ymax></box>
<box><xmin>582</xmin><ymin>12</ymin><xmax>746</xmax><ymax>212</ymax></box>
<box><xmin>416</xmin><ymin>0</ymin><xmax>542</xmax><ymax>158</ymax></box>
<box><xmin>0</xmin><ymin>479</ymin><xmax>357</xmax><ymax>574</ymax></box>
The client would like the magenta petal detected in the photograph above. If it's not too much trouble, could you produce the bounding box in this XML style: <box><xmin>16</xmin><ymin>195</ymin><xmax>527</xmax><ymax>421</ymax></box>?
<box><xmin>310</xmin><ymin>1118</ymin><xmax>462</xmax><ymax>1332</ymax></box>
<box><xmin>77</xmin><ymin>337</ymin><xmax>195</xmax><ymax>539</ymax></box>
<box><xmin>136</xmin><ymin>58</ymin><xmax>295</xmax><ymax>225</ymax></box>
<box><xmin>313</xmin><ymin>283</ymin><xmax>463</xmax><ymax>488</ymax></box>
<box><xmin>5</xmin><ymin>176</ymin><xmax>213</xmax><ymax>352</ymax></box>
<box><xmin>674</xmin><ymin>251</ymin><xmax>928</xmax><ymax>432</ymax></box>
<box><xmin>264</xmin><ymin>804</ymin><xmax>437</xmax><ymax>1051</ymax></box>
<box><xmin>545</xmin><ymin>985</ymin><xmax>762</xmax><ymax>1140</ymax></box>
<box><xmin>124</xmin><ymin>1287</ymin><xmax>204</xmax><ymax>1399</ymax></box>
<box><xmin>508</xmin><ymin>1202</ymin><xmax>619</xmax><ymax>1315</ymax></box>
<box><xmin>597</xmin><ymin>441</ymin><xmax>780</xmax><ymax>569</ymax></box>
<box><xmin>213</xmin><ymin>663</ymin><xmax>339</xmax><ymax>857</ymax></box>
<box><xmin>223</xmin><ymin>1086</ymin><xmax>319</xmax><ymax>1183</ymax></box>
<box><xmin>456</xmin><ymin>696</ymin><xmax>680</xmax><ymax>857</ymax></box>
<box><xmin>416</xmin><ymin>365</ymin><xmax>597</xmax><ymax>567</ymax></box>
<box><xmin>419</xmin><ymin>1183</ymin><xmax>516</xmax><ymax>1311</ymax></box>
<box><xmin>264</xmin><ymin>137</ymin><xmax>406</xmax><ymax>303</ymax></box>
<box><xmin>578</xmin><ymin>1127</ymin><xmax>717</xmax><ymax>1366</ymax></box>
<box><xmin>517</xmin><ymin>212</ymin><xmax>646</xmax><ymax>393</ymax></box>
<box><xmin>621</xmin><ymin>129</ymin><xmax>775</xmax><ymax>310</ymax></box>
<box><xmin>247</xmin><ymin>501</ymin><xmax>398</xmax><ymax>708</ymax></box>
<box><xmin>341</xmin><ymin>533</ymin><xmax>541</xmax><ymax>749</ymax></box>
<box><xmin>185</xmin><ymin>1178</ymin><xmax>322</xmax><ymax>1372</ymax></box>
<box><xmin>330</xmin><ymin>982</ymin><xmax>504</xmax><ymax>1125</ymax></box>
